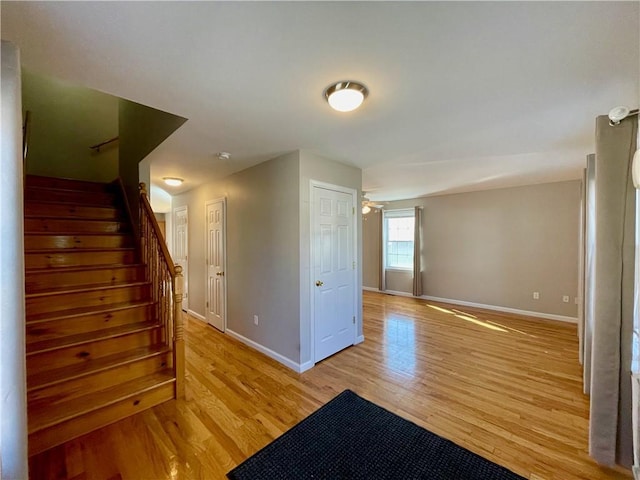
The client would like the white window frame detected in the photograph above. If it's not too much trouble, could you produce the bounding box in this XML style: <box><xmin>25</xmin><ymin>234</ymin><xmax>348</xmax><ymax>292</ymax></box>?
<box><xmin>383</xmin><ymin>208</ymin><xmax>415</xmax><ymax>272</ymax></box>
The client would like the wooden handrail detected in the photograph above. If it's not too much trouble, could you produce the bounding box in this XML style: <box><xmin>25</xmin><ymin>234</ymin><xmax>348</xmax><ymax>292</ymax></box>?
<box><xmin>139</xmin><ymin>183</ymin><xmax>175</xmax><ymax>276</ymax></box>
<box><xmin>90</xmin><ymin>136</ymin><xmax>119</xmax><ymax>153</ymax></box>
<box><xmin>138</xmin><ymin>182</ymin><xmax>184</xmax><ymax>399</ymax></box>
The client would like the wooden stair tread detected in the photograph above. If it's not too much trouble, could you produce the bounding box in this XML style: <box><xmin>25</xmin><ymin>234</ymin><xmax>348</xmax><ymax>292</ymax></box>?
<box><xmin>26</xmin><ymin>263</ymin><xmax>143</xmax><ymax>274</ymax></box>
<box><xmin>23</xmin><ymin>195</ymin><xmax>118</xmax><ymax>207</ymax></box>
<box><xmin>24</xmin><ymin>247</ymin><xmax>136</xmax><ymax>256</ymax></box>
<box><xmin>25</xmin><ymin>280</ymin><xmax>149</xmax><ymax>298</ymax></box>
<box><xmin>27</xmin><ymin>321</ymin><xmax>160</xmax><ymax>355</ymax></box>
<box><xmin>24</xmin><ymin>216</ymin><xmax>127</xmax><ymax>223</ymax></box>
<box><xmin>26</xmin><ymin>300</ymin><xmax>154</xmax><ymax>324</ymax></box>
<box><xmin>25</xmin><ymin>175</ymin><xmax>115</xmax><ymax>192</ymax></box>
<box><xmin>28</xmin><ymin>370</ymin><xmax>175</xmax><ymax>433</ymax></box>
<box><xmin>27</xmin><ymin>344</ymin><xmax>171</xmax><ymax>392</ymax></box>
<box><xmin>25</xmin><ymin>232</ymin><xmax>131</xmax><ymax>236</ymax></box>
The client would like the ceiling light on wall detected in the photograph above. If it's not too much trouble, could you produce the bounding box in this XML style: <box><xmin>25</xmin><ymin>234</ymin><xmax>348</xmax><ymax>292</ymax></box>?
<box><xmin>163</xmin><ymin>177</ymin><xmax>183</xmax><ymax>187</ymax></box>
<box><xmin>324</xmin><ymin>81</ymin><xmax>369</xmax><ymax>112</ymax></box>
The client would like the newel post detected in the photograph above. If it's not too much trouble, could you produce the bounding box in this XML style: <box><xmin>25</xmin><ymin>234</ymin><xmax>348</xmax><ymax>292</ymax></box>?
<box><xmin>174</xmin><ymin>264</ymin><xmax>185</xmax><ymax>399</ymax></box>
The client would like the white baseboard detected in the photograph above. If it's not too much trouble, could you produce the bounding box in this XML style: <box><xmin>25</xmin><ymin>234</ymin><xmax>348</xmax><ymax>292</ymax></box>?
<box><xmin>187</xmin><ymin>309</ymin><xmax>206</xmax><ymax>322</ymax></box>
<box><xmin>365</xmin><ymin>289</ymin><xmax>577</xmax><ymax>324</ymax></box>
<box><xmin>299</xmin><ymin>360</ymin><xmax>314</xmax><ymax>373</ymax></box>
<box><xmin>421</xmin><ymin>295</ymin><xmax>577</xmax><ymax>324</ymax></box>
<box><xmin>226</xmin><ymin>329</ymin><xmax>304</xmax><ymax>373</ymax></box>
<box><xmin>355</xmin><ymin>335</ymin><xmax>365</xmax><ymax>344</ymax></box>
<box><xmin>362</xmin><ymin>286</ymin><xmax>380</xmax><ymax>292</ymax></box>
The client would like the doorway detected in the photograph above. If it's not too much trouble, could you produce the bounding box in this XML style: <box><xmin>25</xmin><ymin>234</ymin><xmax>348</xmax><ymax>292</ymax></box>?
<box><xmin>311</xmin><ymin>183</ymin><xmax>357</xmax><ymax>362</ymax></box>
<box><xmin>205</xmin><ymin>199</ymin><xmax>226</xmax><ymax>332</ymax></box>
<box><xmin>173</xmin><ymin>205</ymin><xmax>188</xmax><ymax>311</ymax></box>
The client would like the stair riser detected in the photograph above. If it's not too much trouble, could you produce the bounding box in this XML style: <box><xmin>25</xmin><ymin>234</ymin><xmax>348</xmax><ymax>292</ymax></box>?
<box><xmin>25</xmin><ymin>218</ymin><xmax>128</xmax><ymax>234</ymax></box>
<box><xmin>25</xmin><ymin>187</ymin><xmax>117</xmax><ymax>206</ymax></box>
<box><xmin>26</xmin><ymin>176</ymin><xmax>114</xmax><ymax>193</ymax></box>
<box><xmin>26</xmin><ymin>265</ymin><xmax>145</xmax><ymax>293</ymax></box>
<box><xmin>25</xmin><ymin>234</ymin><xmax>133</xmax><ymax>251</ymax></box>
<box><xmin>25</xmin><ymin>203</ymin><xmax>121</xmax><ymax>220</ymax></box>
<box><xmin>26</xmin><ymin>284</ymin><xmax>150</xmax><ymax>316</ymax></box>
<box><xmin>26</xmin><ymin>304</ymin><xmax>154</xmax><ymax>343</ymax></box>
<box><xmin>27</xmin><ymin>328</ymin><xmax>163</xmax><ymax>375</ymax></box>
<box><xmin>28</xmin><ymin>381</ymin><xmax>175</xmax><ymax>456</ymax></box>
<box><xmin>25</xmin><ymin>250</ymin><xmax>136</xmax><ymax>269</ymax></box>
<box><xmin>28</xmin><ymin>352</ymin><xmax>172</xmax><ymax>405</ymax></box>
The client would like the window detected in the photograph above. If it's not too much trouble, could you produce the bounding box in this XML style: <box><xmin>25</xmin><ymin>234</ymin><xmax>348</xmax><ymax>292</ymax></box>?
<box><xmin>384</xmin><ymin>210</ymin><xmax>415</xmax><ymax>270</ymax></box>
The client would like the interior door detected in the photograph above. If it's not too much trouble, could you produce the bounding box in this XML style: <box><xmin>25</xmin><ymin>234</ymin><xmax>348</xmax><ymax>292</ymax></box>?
<box><xmin>313</xmin><ymin>185</ymin><xmax>356</xmax><ymax>362</ymax></box>
<box><xmin>173</xmin><ymin>206</ymin><xmax>188</xmax><ymax>311</ymax></box>
<box><xmin>205</xmin><ymin>199</ymin><xmax>226</xmax><ymax>331</ymax></box>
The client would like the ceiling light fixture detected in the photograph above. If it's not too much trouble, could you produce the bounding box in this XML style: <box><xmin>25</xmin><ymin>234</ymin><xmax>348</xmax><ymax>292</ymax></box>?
<box><xmin>163</xmin><ymin>177</ymin><xmax>183</xmax><ymax>187</ymax></box>
<box><xmin>324</xmin><ymin>81</ymin><xmax>369</xmax><ymax>112</ymax></box>
<box><xmin>217</xmin><ymin>152</ymin><xmax>231</xmax><ymax>160</ymax></box>
<box><xmin>362</xmin><ymin>205</ymin><xmax>371</xmax><ymax>215</ymax></box>
<box><xmin>608</xmin><ymin>106</ymin><xmax>639</xmax><ymax>126</ymax></box>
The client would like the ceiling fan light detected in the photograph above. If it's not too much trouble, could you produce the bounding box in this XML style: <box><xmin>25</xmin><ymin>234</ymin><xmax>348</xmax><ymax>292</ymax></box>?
<box><xmin>608</xmin><ymin>106</ymin><xmax>631</xmax><ymax>125</ymax></box>
<box><xmin>325</xmin><ymin>81</ymin><xmax>368</xmax><ymax>112</ymax></box>
<box><xmin>163</xmin><ymin>177</ymin><xmax>183</xmax><ymax>187</ymax></box>
<box><xmin>362</xmin><ymin>205</ymin><xmax>371</xmax><ymax>214</ymax></box>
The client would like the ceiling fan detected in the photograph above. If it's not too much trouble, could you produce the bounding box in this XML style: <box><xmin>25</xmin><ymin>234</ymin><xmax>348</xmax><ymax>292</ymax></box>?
<box><xmin>361</xmin><ymin>193</ymin><xmax>385</xmax><ymax>214</ymax></box>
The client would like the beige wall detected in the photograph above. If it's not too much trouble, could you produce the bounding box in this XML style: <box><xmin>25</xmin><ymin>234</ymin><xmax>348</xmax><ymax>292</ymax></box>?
<box><xmin>172</xmin><ymin>150</ymin><xmax>362</xmax><ymax>368</ymax></box>
<box><xmin>363</xmin><ymin>181</ymin><xmax>581</xmax><ymax>318</ymax></box>
<box><xmin>22</xmin><ymin>71</ymin><xmax>119</xmax><ymax>182</ymax></box>
<box><xmin>172</xmin><ymin>152</ymin><xmax>301</xmax><ymax>362</ymax></box>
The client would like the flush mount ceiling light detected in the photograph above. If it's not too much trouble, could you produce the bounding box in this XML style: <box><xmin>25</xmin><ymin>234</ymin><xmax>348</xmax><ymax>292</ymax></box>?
<box><xmin>324</xmin><ymin>81</ymin><xmax>369</xmax><ymax>112</ymax></box>
<box><xmin>216</xmin><ymin>152</ymin><xmax>231</xmax><ymax>160</ymax></box>
<box><xmin>163</xmin><ymin>177</ymin><xmax>183</xmax><ymax>187</ymax></box>
<box><xmin>608</xmin><ymin>106</ymin><xmax>639</xmax><ymax>126</ymax></box>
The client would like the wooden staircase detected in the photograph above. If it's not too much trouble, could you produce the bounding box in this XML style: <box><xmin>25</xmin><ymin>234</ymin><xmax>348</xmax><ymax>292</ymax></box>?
<box><xmin>24</xmin><ymin>175</ymin><xmax>181</xmax><ymax>456</ymax></box>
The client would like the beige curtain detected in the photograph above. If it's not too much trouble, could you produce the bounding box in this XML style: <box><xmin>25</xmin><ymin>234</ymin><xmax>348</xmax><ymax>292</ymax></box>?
<box><xmin>378</xmin><ymin>209</ymin><xmax>385</xmax><ymax>291</ymax></box>
<box><xmin>413</xmin><ymin>207</ymin><xmax>423</xmax><ymax>297</ymax></box>
<box><xmin>588</xmin><ymin>115</ymin><xmax>637</xmax><ymax>467</ymax></box>
<box><xmin>583</xmin><ymin>154</ymin><xmax>596</xmax><ymax>392</ymax></box>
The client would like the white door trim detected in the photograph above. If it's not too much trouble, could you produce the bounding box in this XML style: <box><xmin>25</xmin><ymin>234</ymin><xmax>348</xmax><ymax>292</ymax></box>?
<box><xmin>205</xmin><ymin>197</ymin><xmax>227</xmax><ymax>331</ymax></box>
<box><xmin>309</xmin><ymin>180</ymin><xmax>358</xmax><ymax>364</ymax></box>
<box><xmin>173</xmin><ymin>205</ymin><xmax>188</xmax><ymax>311</ymax></box>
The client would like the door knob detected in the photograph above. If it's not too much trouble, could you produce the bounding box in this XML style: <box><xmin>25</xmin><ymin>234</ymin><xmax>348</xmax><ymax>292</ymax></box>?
<box><xmin>315</xmin><ymin>280</ymin><xmax>324</xmax><ymax>286</ymax></box>
<box><xmin>216</xmin><ymin>272</ymin><xmax>225</xmax><ymax>276</ymax></box>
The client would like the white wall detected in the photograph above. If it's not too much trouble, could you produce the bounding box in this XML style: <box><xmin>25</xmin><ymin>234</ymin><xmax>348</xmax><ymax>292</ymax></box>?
<box><xmin>0</xmin><ymin>40</ymin><xmax>28</xmax><ymax>480</ymax></box>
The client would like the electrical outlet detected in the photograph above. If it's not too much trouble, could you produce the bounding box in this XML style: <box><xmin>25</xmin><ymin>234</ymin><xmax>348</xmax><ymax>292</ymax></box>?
<box><xmin>562</xmin><ymin>295</ymin><xmax>569</xmax><ymax>303</ymax></box>
<box><xmin>533</xmin><ymin>292</ymin><xmax>540</xmax><ymax>300</ymax></box>
<box><xmin>253</xmin><ymin>315</ymin><xmax>259</xmax><ymax>326</ymax></box>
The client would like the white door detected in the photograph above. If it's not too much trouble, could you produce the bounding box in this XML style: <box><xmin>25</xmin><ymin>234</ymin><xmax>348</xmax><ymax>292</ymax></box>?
<box><xmin>173</xmin><ymin>206</ymin><xmax>188</xmax><ymax>311</ymax></box>
<box><xmin>205</xmin><ymin>199</ymin><xmax>226</xmax><ymax>332</ymax></box>
<box><xmin>313</xmin><ymin>185</ymin><xmax>356</xmax><ymax>362</ymax></box>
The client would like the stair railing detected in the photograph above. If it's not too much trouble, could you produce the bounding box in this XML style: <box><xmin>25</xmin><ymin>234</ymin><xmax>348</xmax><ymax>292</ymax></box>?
<box><xmin>138</xmin><ymin>182</ymin><xmax>185</xmax><ymax>399</ymax></box>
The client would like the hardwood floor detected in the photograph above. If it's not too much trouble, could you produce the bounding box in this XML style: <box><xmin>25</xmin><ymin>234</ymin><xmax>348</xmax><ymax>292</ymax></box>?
<box><xmin>29</xmin><ymin>291</ymin><xmax>630</xmax><ymax>479</ymax></box>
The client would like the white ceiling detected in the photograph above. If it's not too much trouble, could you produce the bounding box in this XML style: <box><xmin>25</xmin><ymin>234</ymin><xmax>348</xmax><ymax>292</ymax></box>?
<box><xmin>2</xmin><ymin>2</ymin><xmax>639</xmax><ymax>201</ymax></box>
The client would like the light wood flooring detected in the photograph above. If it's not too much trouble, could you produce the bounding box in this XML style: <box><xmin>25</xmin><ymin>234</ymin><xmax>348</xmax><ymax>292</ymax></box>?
<box><xmin>29</xmin><ymin>291</ymin><xmax>631</xmax><ymax>479</ymax></box>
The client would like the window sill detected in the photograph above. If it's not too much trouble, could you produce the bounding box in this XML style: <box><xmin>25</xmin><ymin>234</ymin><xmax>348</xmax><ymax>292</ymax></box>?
<box><xmin>384</xmin><ymin>268</ymin><xmax>412</xmax><ymax>273</ymax></box>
